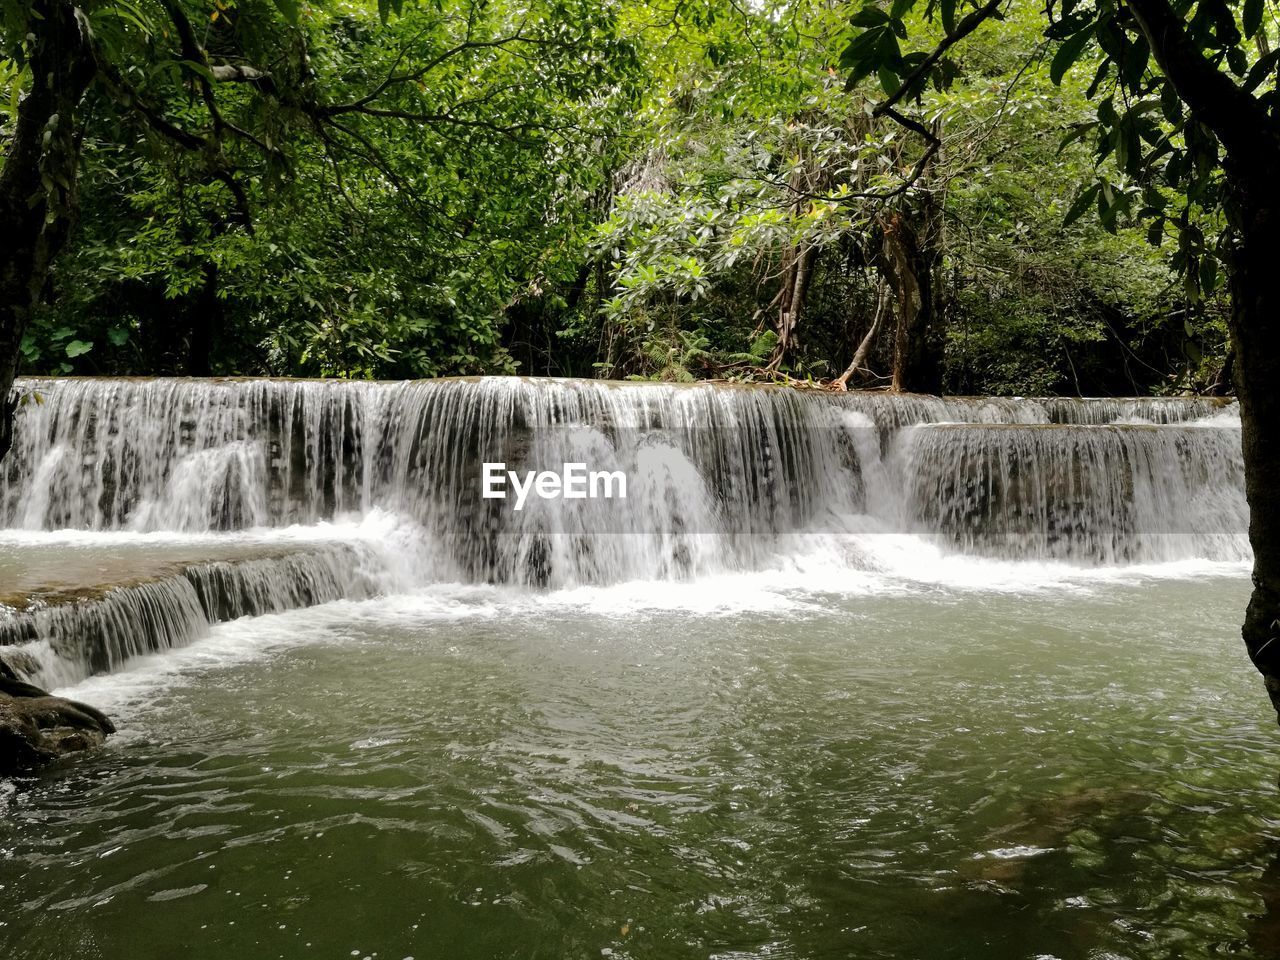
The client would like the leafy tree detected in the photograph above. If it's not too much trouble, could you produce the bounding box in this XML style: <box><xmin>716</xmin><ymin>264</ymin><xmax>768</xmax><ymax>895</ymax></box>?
<box><xmin>839</xmin><ymin>0</ymin><xmax>1280</xmax><ymax>715</ymax></box>
<box><xmin>1</xmin><ymin>0</ymin><xmax>635</xmax><ymax>438</ymax></box>
<box><xmin>593</xmin><ymin>0</ymin><xmax>1196</xmax><ymax>391</ymax></box>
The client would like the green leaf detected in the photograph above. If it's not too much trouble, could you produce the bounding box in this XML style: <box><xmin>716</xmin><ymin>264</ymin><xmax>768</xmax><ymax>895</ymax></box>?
<box><xmin>1199</xmin><ymin>257</ymin><xmax>1218</xmax><ymax>294</ymax></box>
<box><xmin>749</xmin><ymin>330</ymin><xmax>779</xmax><ymax>360</ymax></box>
<box><xmin>850</xmin><ymin>6</ymin><xmax>891</xmax><ymax>28</ymax></box>
<box><xmin>1244</xmin><ymin>49</ymin><xmax>1280</xmax><ymax>92</ymax></box>
<box><xmin>272</xmin><ymin>0</ymin><xmax>299</xmax><ymax>25</ymax></box>
<box><xmin>1226</xmin><ymin>45</ymin><xmax>1248</xmax><ymax>78</ymax></box>
<box><xmin>1159</xmin><ymin>80</ymin><xmax>1181</xmax><ymax>123</ymax></box>
<box><xmin>65</xmin><ymin>339</ymin><xmax>94</xmax><ymax>358</ymax></box>
<box><xmin>1046</xmin><ymin>11</ymin><xmax>1096</xmax><ymax>40</ymax></box>
<box><xmin>1243</xmin><ymin>0</ymin><xmax>1263</xmax><ymax>38</ymax></box>
<box><xmin>841</xmin><ymin>26</ymin><xmax>893</xmax><ymax>88</ymax></box>
<box><xmin>1050</xmin><ymin>27</ymin><xmax>1093</xmax><ymax>86</ymax></box>
<box><xmin>1146</xmin><ymin>217</ymin><xmax>1165</xmax><ymax>247</ymax></box>
<box><xmin>1057</xmin><ymin>121</ymin><xmax>1096</xmax><ymax>152</ymax></box>
<box><xmin>878</xmin><ymin>65</ymin><xmax>900</xmax><ymax>97</ymax></box>
<box><xmin>107</xmin><ymin>327</ymin><xmax>130</xmax><ymax>346</ymax></box>
<box><xmin>1063</xmin><ymin>183</ymin><xmax>1100</xmax><ymax>226</ymax></box>
<box><xmin>940</xmin><ymin>0</ymin><xmax>957</xmax><ymax>34</ymax></box>
<box><xmin>179</xmin><ymin>59</ymin><xmax>215</xmax><ymax>84</ymax></box>
<box><xmin>840</xmin><ymin>26</ymin><xmax>888</xmax><ymax>68</ymax></box>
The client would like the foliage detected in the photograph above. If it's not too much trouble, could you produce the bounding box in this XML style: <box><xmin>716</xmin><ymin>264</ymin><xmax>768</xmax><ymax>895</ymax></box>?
<box><xmin>2</xmin><ymin>0</ymin><xmax>1254</xmax><ymax>394</ymax></box>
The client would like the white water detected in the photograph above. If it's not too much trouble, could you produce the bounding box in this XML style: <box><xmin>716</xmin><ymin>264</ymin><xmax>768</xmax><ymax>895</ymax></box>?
<box><xmin>0</xmin><ymin>377</ymin><xmax>1249</xmax><ymax>690</ymax></box>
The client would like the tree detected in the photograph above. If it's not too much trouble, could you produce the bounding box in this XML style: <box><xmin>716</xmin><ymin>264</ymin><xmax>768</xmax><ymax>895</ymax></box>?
<box><xmin>0</xmin><ymin>0</ymin><xmax>94</xmax><ymax>461</ymax></box>
<box><xmin>840</xmin><ymin>0</ymin><xmax>1280</xmax><ymax>717</ymax></box>
<box><xmin>6</xmin><ymin>0</ymin><xmax>1210</xmax><ymax>393</ymax></box>
<box><xmin>2</xmin><ymin>0</ymin><xmax>634</xmax><ymax>430</ymax></box>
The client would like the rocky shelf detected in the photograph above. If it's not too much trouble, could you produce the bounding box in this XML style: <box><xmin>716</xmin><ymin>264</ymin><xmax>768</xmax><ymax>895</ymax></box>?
<box><xmin>1</xmin><ymin>537</ymin><xmax>387</xmax><ymax>774</ymax></box>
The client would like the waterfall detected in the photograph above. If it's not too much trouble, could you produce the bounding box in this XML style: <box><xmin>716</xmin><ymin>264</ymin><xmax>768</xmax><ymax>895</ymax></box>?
<box><xmin>0</xmin><ymin>376</ymin><xmax>1246</xmax><ymax>684</ymax></box>
<box><xmin>1</xmin><ymin>377</ymin><xmax>1245</xmax><ymax>578</ymax></box>
<box><xmin>0</xmin><ymin>543</ymin><xmax>388</xmax><ymax>689</ymax></box>
<box><xmin>898</xmin><ymin>420</ymin><xmax>1247</xmax><ymax>563</ymax></box>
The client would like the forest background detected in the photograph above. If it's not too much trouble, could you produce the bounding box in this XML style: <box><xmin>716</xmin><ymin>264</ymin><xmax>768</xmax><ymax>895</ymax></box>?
<box><xmin>0</xmin><ymin>0</ymin><xmax>1244</xmax><ymax>397</ymax></box>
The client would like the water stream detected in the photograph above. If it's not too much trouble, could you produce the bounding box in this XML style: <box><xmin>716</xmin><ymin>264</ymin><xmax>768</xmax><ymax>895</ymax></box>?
<box><xmin>0</xmin><ymin>377</ymin><xmax>1269</xmax><ymax>960</ymax></box>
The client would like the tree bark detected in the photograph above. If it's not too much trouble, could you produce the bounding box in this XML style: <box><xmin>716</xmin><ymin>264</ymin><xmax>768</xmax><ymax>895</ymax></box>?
<box><xmin>1122</xmin><ymin>0</ymin><xmax>1280</xmax><ymax>720</ymax></box>
<box><xmin>0</xmin><ymin>0</ymin><xmax>96</xmax><ymax>462</ymax></box>
<box><xmin>880</xmin><ymin>203</ymin><xmax>944</xmax><ymax>394</ymax></box>
<box><xmin>1228</xmin><ymin>181</ymin><xmax>1280</xmax><ymax>719</ymax></box>
<box><xmin>767</xmin><ymin>243</ymin><xmax>818</xmax><ymax>373</ymax></box>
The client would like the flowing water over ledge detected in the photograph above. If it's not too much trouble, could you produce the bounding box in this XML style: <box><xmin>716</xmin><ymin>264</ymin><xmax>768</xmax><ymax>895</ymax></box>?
<box><xmin>0</xmin><ymin>377</ymin><xmax>1269</xmax><ymax>960</ymax></box>
<box><xmin>0</xmin><ymin>535</ymin><xmax>396</xmax><ymax>689</ymax></box>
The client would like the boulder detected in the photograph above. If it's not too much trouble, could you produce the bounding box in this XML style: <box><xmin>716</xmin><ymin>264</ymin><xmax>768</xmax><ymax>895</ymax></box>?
<box><xmin>0</xmin><ymin>660</ymin><xmax>115</xmax><ymax>775</ymax></box>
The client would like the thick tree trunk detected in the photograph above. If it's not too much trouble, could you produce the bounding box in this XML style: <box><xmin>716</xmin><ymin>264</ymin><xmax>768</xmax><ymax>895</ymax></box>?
<box><xmin>0</xmin><ymin>0</ymin><xmax>96</xmax><ymax>462</ymax></box>
<box><xmin>1122</xmin><ymin>0</ymin><xmax>1280</xmax><ymax>720</ymax></box>
<box><xmin>1228</xmin><ymin>181</ymin><xmax>1280</xmax><ymax>720</ymax></box>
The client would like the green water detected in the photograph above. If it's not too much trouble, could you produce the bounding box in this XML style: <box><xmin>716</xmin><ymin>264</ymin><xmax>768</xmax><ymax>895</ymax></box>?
<box><xmin>3</xmin><ymin>573</ymin><xmax>1277</xmax><ymax>960</ymax></box>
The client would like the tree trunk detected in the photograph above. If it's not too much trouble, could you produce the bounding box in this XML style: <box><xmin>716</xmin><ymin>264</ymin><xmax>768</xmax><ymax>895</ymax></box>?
<box><xmin>1228</xmin><ymin>180</ymin><xmax>1280</xmax><ymax>720</ymax></box>
<box><xmin>187</xmin><ymin>262</ymin><xmax>222</xmax><ymax>376</ymax></box>
<box><xmin>1122</xmin><ymin>0</ymin><xmax>1280</xmax><ymax>720</ymax></box>
<box><xmin>0</xmin><ymin>0</ymin><xmax>96</xmax><ymax>462</ymax></box>
<box><xmin>834</xmin><ymin>280</ymin><xmax>890</xmax><ymax>390</ymax></box>
<box><xmin>879</xmin><ymin>203</ymin><xmax>944</xmax><ymax>394</ymax></box>
<box><xmin>767</xmin><ymin>243</ymin><xmax>818</xmax><ymax>373</ymax></box>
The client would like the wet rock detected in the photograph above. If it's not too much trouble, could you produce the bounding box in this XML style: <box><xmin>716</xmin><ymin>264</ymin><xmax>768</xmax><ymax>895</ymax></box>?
<box><xmin>1</xmin><ymin>660</ymin><xmax>114</xmax><ymax>775</ymax></box>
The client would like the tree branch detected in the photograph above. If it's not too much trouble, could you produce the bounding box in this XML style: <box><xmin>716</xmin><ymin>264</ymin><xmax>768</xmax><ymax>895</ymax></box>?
<box><xmin>209</xmin><ymin>64</ymin><xmax>270</xmax><ymax>84</ymax></box>
<box><xmin>1123</xmin><ymin>0</ymin><xmax>1278</xmax><ymax>169</ymax></box>
<box><xmin>92</xmin><ymin>55</ymin><xmax>209</xmax><ymax>151</ymax></box>
<box><xmin>874</xmin><ymin>0</ymin><xmax>1006</xmax><ymax>118</ymax></box>
<box><xmin>322</xmin><ymin>33</ymin><xmax>540</xmax><ymax>116</ymax></box>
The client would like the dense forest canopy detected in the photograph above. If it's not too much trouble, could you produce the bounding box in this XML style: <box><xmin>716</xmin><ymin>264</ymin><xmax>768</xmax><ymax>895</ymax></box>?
<box><xmin>1</xmin><ymin>0</ymin><xmax>1250</xmax><ymax>396</ymax></box>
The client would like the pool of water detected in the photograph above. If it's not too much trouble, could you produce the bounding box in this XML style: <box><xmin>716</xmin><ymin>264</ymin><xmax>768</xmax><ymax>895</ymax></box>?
<box><xmin>3</xmin><ymin>566</ymin><xmax>1277</xmax><ymax>960</ymax></box>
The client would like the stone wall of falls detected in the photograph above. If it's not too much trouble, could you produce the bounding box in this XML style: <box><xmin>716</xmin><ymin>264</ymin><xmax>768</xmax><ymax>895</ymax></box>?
<box><xmin>1</xmin><ymin>377</ymin><xmax>1248</xmax><ymax>588</ymax></box>
<box><xmin>0</xmin><ymin>544</ymin><xmax>387</xmax><ymax>688</ymax></box>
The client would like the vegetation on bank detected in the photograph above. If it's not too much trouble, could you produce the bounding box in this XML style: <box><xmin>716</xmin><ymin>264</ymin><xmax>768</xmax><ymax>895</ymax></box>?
<box><xmin>1</xmin><ymin>0</ymin><xmax>1243</xmax><ymax>398</ymax></box>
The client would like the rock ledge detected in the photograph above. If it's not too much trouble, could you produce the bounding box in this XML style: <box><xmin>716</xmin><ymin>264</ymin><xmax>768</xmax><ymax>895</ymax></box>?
<box><xmin>0</xmin><ymin>659</ymin><xmax>114</xmax><ymax>775</ymax></box>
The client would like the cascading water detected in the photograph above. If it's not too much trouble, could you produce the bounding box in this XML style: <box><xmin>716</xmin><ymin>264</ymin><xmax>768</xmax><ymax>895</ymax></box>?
<box><xmin>897</xmin><ymin>418</ymin><xmax>1248</xmax><ymax>563</ymax></box>
<box><xmin>1</xmin><ymin>377</ymin><xmax>1263</xmax><ymax>960</ymax></box>
<box><xmin>0</xmin><ymin>543</ymin><xmax>391</xmax><ymax>689</ymax></box>
<box><xmin>0</xmin><ymin>376</ymin><xmax>1247</xmax><ymax>684</ymax></box>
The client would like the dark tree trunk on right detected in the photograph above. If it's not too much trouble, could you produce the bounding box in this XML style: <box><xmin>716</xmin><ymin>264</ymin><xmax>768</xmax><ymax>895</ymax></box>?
<box><xmin>1123</xmin><ymin>0</ymin><xmax>1280</xmax><ymax>721</ymax></box>
<box><xmin>1228</xmin><ymin>180</ymin><xmax>1280</xmax><ymax>717</ymax></box>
